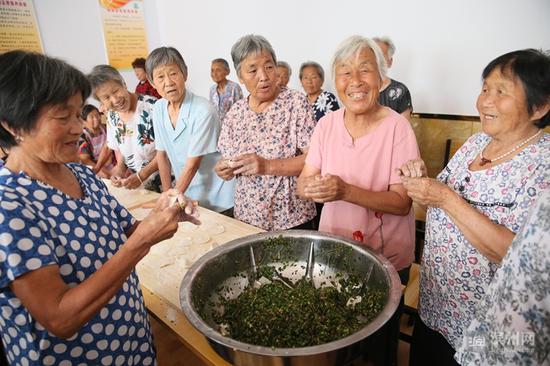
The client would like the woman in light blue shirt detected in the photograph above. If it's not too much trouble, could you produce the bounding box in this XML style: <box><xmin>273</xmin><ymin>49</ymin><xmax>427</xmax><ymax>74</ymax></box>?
<box><xmin>146</xmin><ymin>47</ymin><xmax>234</xmax><ymax>212</ymax></box>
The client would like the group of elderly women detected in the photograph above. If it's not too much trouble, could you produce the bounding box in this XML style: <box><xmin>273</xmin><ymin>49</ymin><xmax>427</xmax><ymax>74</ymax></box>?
<box><xmin>0</xmin><ymin>31</ymin><xmax>548</xmax><ymax>366</ymax></box>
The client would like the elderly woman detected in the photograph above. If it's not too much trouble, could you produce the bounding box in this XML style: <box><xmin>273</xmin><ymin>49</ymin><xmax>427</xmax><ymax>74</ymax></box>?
<box><xmin>215</xmin><ymin>34</ymin><xmax>316</xmax><ymax>230</ymax></box>
<box><xmin>0</xmin><ymin>50</ymin><xmax>196</xmax><ymax>365</ymax></box>
<box><xmin>209</xmin><ymin>58</ymin><xmax>244</xmax><ymax>122</ymax></box>
<box><xmin>297</xmin><ymin>36</ymin><xmax>419</xmax><ymax>365</ymax></box>
<box><xmin>276</xmin><ymin>60</ymin><xmax>292</xmax><ymax>87</ymax></box>
<box><xmin>146</xmin><ymin>47</ymin><xmax>235</xmax><ymax>213</ymax></box>
<box><xmin>399</xmin><ymin>49</ymin><xmax>550</xmax><ymax>365</ymax></box>
<box><xmin>299</xmin><ymin>61</ymin><xmax>340</xmax><ymax>121</ymax></box>
<box><xmin>88</xmin><ymin>64</ymin><xmax>160</xmax><ymax>191</ymax></box>
<box><xmin>131</xmin><ymin>57</ymin><xmax>161</xmax><ymax>99</ymax></box>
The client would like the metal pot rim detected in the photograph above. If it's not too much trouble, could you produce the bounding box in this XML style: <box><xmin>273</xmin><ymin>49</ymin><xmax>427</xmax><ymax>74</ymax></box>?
<box><xmin>180</xmin><ymin>229</ymin><xmax>402</xmax><ymax>357</ymax></box>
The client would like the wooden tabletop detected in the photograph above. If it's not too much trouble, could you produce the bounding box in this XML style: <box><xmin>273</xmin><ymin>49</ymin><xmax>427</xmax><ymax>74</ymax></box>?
<box><xmin>104</xmin><ymin>181</ymin><xmax>263</xmax><ymax>366</ymax></box>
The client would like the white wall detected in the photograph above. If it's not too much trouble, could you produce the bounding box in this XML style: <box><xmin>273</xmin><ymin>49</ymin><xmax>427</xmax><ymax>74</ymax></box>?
<box><xmin>33</xmin><ymin>0</ymin><xmax>161</xmax><ymax>93</ymax></box>
<box><xmin>30</xmin><ymin>0</ymin><xmax>550</xmax><ymax>115</ymax></box>
<box><xmin>155</xmin><ymin>0</ymin><xmax>550</xmax><ymax>115</ymax></box>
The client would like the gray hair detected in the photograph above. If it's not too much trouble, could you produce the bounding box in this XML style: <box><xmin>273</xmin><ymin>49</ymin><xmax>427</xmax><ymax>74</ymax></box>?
<box><xmin>299</xmin><ymin>61</ymin><xmax>325</xmax><ymax>83</ymax></box>
<box><xmin>277</xmin><ymin>61</ymin><xmax>292</xmax><ymax>76</ymax></box>
<box><xmin>231</xmin><ymin>34</ymin><xmax>277</xmax><ymax>78</ymax></box>
<box><xmin>372</xmin><ymin>36</ymin><xmax>396</xmax><ymax>58</ymax></box>
<box><xmin>331</xmin><ymin>35</ymin><xmax>387</xmax><ymax>82</ymax></box>
<box><xmin>146</xmin><ymin>47</ymin><xmax>188</xmax><ymax>83</ymax></box>
<box><xmin>212</xmin><ymin>58</ymin><xmax>230</xmax><ymax>71</ymax></box>
<box><xmin>88</xmin><ymin>64</ymin><xmax>126</xmax><ymax>99</ymax></box>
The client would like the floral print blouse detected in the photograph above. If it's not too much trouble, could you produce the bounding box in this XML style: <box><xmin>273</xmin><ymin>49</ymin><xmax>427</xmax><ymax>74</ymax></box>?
<box><xmin>312</xmin><ymin>90</ymin><xmax>339</xmax><ymax>122</ymax></box>
<box><xmin>419</xmin><ymin>132</ymin><xmax>550</xmax><ymax>350</ymax></box>
<box><xmin>454</xmin><ymin>188</ymin><xmax>550</xmax><ymax>366</ymax></box>
<box><xmin>106</xmin><ymin>94</ymin><xmax>157</xmax><ymax>173</ymax></box>
<box><xmin>209</xmin><ymin>80</ymin><xmax>243</xmax><ymax>122</ymax></box>
<box><xmin>218</xmin><ymin>88</ymin><xmax>317</xmax><ymax>230</ymax></box>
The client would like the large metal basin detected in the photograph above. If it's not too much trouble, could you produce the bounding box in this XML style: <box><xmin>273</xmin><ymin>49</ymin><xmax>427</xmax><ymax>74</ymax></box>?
<box><xmin>180</xmin><ymin>230</ymin><xmax>401</xmax><ymax>366</ymax></box>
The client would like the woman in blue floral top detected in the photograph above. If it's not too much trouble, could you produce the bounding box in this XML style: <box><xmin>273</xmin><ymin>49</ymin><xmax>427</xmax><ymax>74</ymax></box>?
<box><xmin>88</xmin><ymin>65</ymin><xmax>161</xmax><ymax>192</ymax></box>
<box><xmin>399</xmin><ymin>49</ymin><xmax>550</xmax><ymax>365</ymax></box>
<box><xmin>299</xmin><ymin>61</ymin><xmax>340</xmax><ymax>122</ymax></box>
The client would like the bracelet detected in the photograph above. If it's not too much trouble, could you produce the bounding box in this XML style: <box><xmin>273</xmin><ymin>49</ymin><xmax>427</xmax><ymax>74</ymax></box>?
<box><xmin>136</xmin><ymin>172</ymin><xmax>144</xmax><ymax>185</ymax></box>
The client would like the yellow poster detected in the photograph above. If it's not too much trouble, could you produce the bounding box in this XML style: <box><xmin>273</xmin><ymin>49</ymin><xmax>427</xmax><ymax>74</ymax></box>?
<box><xmin>0</xmin><ymin>0</ymin><xmax>43</xmax><ymax>54</ymax></box>
<box><xmin>99</xmin><ymin>0</ymin><xmax>148</xmax><ymax>70</ymax></box>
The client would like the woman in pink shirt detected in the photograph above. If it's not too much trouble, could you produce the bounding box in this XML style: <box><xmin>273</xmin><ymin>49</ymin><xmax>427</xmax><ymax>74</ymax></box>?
<box><xmin>297</xmin><ymin>35</ymin><xmax>419</xmax><ymax>364</ymax></box>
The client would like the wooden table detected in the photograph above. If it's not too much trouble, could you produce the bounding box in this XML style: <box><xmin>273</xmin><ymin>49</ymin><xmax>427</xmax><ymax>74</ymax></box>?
<box><xmin>104</xmin><ymin>181</ymin><xmax>263</xmax><ymax>365</ymax></box>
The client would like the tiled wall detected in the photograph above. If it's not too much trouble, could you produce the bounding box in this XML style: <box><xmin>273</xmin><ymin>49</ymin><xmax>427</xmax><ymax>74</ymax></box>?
<box><xmin>410</xmin><ymin>115</ymin><xmax>550</xmax><ymax>178</ymax></box>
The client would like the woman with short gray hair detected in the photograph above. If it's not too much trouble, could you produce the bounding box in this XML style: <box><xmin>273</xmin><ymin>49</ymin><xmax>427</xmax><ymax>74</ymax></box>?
<box><xmin>299</xmin><ymin>61</ymin><xmax>340</xmax><ymax>121</ymax></box>
<box><xmin>88</xmin><ymin>64</ymin><xmax>160</xmax><ymax>191</ymax></box>
<box><xmin>298</xmin><ymin>35</ymin><xmax>420</xmax><ymax>364</ymax></box>
<box><xmin>146</xmin><ymin>47</ymin><xmax>235</xmax><ymax>212</ymax></box>
<box><xmin>215</xmin><ymin>34</ymin><xmax>316</xmax><ymax>230</ymax></box>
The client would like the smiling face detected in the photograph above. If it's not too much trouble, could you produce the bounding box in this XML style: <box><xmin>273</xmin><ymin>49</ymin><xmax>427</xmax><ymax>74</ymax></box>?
<box><xmin>94</xmin><ymin>80</ymin><xmax>131</xmax><ymax>113</ymax></box>
<box><xmin>334</xmin><ymin>47</ymin><xmax>382</xmax><ymax>116</ymax></box>
<box><xmin>238</xmin><ymin>50</ymin><xmax>279</xmax><ymax>104</ymax></box>
<box><xmin>476</xmin><ymin>67</ymin><xmax>534</xmax><ymax>139</ymax></box>
<box><xmin>20</xmin><ymin>93</ymin><xmax>84</xmax><ymax>163</ymax></box>
<box><xmin>211</xmin><ymin>62</ymin><xmax>229</xmax><ymax>84</ymax></box>
<box><xmin>84</xmin><ymin>109</ymin><xmax>101</xmax><ymax>130</ymax></box>
<box><xmin>151</xmin><ymin>62</ymin><xmax>187</xmax><ymax>105</ymax></box>
<box><xmin>300</xmin><ymin>66</ymin><xmax>323</xmax><ymax>97</ymax></box>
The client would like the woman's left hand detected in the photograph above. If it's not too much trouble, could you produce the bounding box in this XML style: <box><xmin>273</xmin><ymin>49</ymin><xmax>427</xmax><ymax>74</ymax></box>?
<box><xmin>231</xmin><ymin>153</ymin><xmax>268</xmax><ymax>175</ymax></box>
<box><xmin>303</xmin><ymin>174</ymin><xmax>349</xmax><ymax>203</ymax></box>
<box><xmin>400</xmin><ymin>176</ymin><xmax>452</xmax><ymax>208</ymax></box>
<box><xmin>120</xmin><ymin>173</ymin><xmax>142</xmax><ymax>190</ymax></box>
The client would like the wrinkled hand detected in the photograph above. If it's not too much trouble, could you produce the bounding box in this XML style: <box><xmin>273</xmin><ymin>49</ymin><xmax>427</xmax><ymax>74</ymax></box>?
<box><xmin>231</xmin><ymin>153</ymin><xmax>268</xmax><ymax>175</ymax></box>
<box><xmin>111</xmin><ymin>175</ymin><xmax>124</xmax><ymax>188</ymax></box>
<box><xmin>303</xmin><ymin>174</ymin><xmax>349</xmax><ymax>203</ymax></box>
<box><xmin>153</xmin><ymin>189</ymin><xmax>201</xmax><ymax>225</ymax></box>
<box><xmin>397</xmin><ymin>159</ymin><xmax>428</xmax><ymax>178</ymax></box>
<box><xmin>134</xmin><ymin>204</ymin><xmax>180</xmax><ymax>247</ymax></box>
<box><xmin>214</xmin><ymin>158</ymin><xmax>237</xmax><ymax>180</ymax></box>
<box><xmin>400</xmin><ymin>176</ymin><xmax>451</xmax><ymax>208</ymax></box>
<box><xmin>120</xmin><ymin>173</ymin><xmax>142</xmax><ymax>190</ymax></box>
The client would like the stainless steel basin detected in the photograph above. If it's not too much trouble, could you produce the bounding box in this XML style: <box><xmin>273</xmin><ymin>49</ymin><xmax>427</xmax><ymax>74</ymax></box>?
<box><xmin>180</xmin><ymin>230</ymin><xmax>401</xmax><ymax>366</ymax></box>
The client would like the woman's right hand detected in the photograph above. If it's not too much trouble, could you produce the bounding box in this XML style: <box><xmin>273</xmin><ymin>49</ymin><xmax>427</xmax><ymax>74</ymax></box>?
<box><xmin>214</xmin><ymin>158</ymin><xmax>237</xmax><ymax>180</ymax></box>
<box><xmin>397</xmin><ymin>158</ymin><xmax>428</xmax><ymax>178</ymax></box>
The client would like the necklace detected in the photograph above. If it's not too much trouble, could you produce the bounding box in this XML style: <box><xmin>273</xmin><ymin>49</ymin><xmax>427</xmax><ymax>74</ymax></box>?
<box><xmin>479</xmin><ymin>129</ymin><xmax>542</xmax><ymax>166</ymax></box>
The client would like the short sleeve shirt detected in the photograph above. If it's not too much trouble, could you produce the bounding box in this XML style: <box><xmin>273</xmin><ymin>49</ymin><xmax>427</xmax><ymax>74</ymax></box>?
<box><xmin>306</xmin><ymin>108</ymin><xmax>419</xmax><ymax>270</ymax></box>
<box><xmin>378</xmin><ymin>79</ymin><xmax>412</xmax><ymax>114</ymax></box>
<box><xmin>106</xmin><ymin>94</ymin><xmax>157</xmax><ymax>173</ymax></box>
<box><xmin>218</xmin><ymin>88</ymin><xmax>316</xmax><ymax>230</ymax></box>
<box><xmin>209</xmin><ymin>80</ymin><xmax>243</xmax><ymax>122</ymax></box>
<box><xmin>153</xmin><ymin>92</ymin><xmax>234</xmax><ymax>211</ymax></box>
<box><xmin>419</xmin><ymin>132</ymin><xmax>550</xmax><ymax>349</ymax></box>
<box><xmin>0</xmin><ymin>163</ymin><xmax>156</xmax><ymax>365</ymax></box>
<box><xmin>454</xmin><ymin>188</ymin><xmax>550</xmax><ymax>366</ymax></box>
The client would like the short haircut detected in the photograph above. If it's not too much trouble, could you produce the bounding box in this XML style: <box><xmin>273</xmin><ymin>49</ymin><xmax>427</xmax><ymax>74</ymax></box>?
<box><xmin>482</xmin><ymin>49</ymin><xmax>550</xmax><ymax>128</ymax></box>
<box><xmin>299</xmin><ymin>61</ymin><xmax>325</xmax><ymax>83</ymax></box>
<box><xmin>331</xmin><ymin>35</ymin><xmax>387</xmax><ymax>83</ymax></box>
<box><xmin>146</xmin><ymin>47</ymin><xmax>188</xmax><ymax>83</ymax></box>
<box><xmin>212</xmin><ymin>58</ymin><xmax>230</xmax><ymax>71</ymax></box>
<box><xmin>277</xmin><ymin>61</ymin><xmax>292</xmax><ymax>76</ymax></box>
<box><xmin>88</xmin><ymin>64</ymin><xmax>126</xmax><ymax>100</ymax></box>
<box><xmin>81</xmin><ymin>104</ymin><xmax>100</xmax><ymax>120</ymax></box>
<box><xmin>372</xmin><ymin>36</ymin><xmax>396</xmax><ymax>58</ymax></box>
<box><xmin>231</xmin><ymin>34</ymin><xmax>277</xmax><ymax>78</ymax></box>
<box><xmin>0</xmin><ymin>51</ymin><xmax>91</xmax><ymax>149</ymax></box>
<box><xmin>131</xmin><ymin>57</ymin><xmax>146</xmax><ymax>70</ymax></box>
